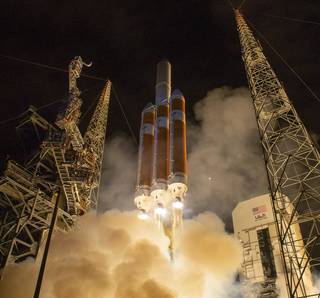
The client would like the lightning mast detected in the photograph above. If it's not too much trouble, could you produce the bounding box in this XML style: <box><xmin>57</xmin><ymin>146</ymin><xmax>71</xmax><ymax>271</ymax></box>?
<box><xmin>83</xmin><ymin>81</ymin><xmax>112</xmax><ymax>209</ymax></box>
<box><xmin>235</xmin><ymin>10</ymin><xmax>320</xmax><ymax>297</ymax></box>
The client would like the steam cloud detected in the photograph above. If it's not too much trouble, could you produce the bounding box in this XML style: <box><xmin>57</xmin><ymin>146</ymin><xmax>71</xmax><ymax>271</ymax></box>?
<box><xmin>0</xmin><ymin>87</ymin><xmax>268</xmax><ymax>297</ymax></box>
<box><xmin>187</xmin><ymin>87</ymin><xmax>267</xmax><ymax>222</ymax></box>
<box><xmin>0</xmin><ymin>211</ymin><xmax>242</xmax><ymax>298</ymax></box>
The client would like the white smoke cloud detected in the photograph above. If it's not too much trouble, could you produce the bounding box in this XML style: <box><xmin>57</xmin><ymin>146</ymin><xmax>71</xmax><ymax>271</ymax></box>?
<box><xmin>0</xmin><ymin>211</ymin><xmax>242</xmax><ymax>298</ymax></box>
<box><xmin>312</xmin><ymin>274</ymin><xmax>320</xmax><ymax>295</ymax></box>
<box><xmin>98</xmin><ymin>135</ymin><xmax>137</xmax><ymax>211</ymax></box>
<box><xmin>187</xmin><ymin>86</ymin><xmax>267</xmax><ymax>221</ymax></box>
<box><xmin>310</xmin><ymin>131</ymin><xmax>320</xmax><ymax>146</ymax></box>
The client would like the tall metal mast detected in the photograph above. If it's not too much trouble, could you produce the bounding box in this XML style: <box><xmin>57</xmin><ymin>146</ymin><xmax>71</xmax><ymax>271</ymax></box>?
<box><xmin>235</xmin><ymin>10</ymin><xmax>320</xmax><ymax>297</ymax></box>
<box><xmin>83</xmin><ymin>80</ymin><xmax>112</xmax><ymax>209</ymax></box>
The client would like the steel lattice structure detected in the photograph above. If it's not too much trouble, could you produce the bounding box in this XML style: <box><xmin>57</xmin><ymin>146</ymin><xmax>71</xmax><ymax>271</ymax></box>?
<box><xmin>0</xmin><ymin>57</ymin><xmax>111</xmax><ymax>278</ymax></box>
<box><xmin>235</xmin><ymin>10</ymin><xmax>320</xmax><ymax>297</ymax></box>
<box><xmin>83</xmin><ymin>81</ymin><xmax>111</xmax><ymax>209</ymax></box>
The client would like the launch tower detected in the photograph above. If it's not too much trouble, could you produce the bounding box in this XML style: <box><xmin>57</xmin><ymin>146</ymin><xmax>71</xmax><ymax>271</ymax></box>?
<box><xmin>0</xmin><ymin>57</ymin><xmax>111</xmax><ymax>277</ymax></box>
<box><xmin>235</xmin><ymin>10</ymin><xmax>320</xmax><ymax>297</ymax></box>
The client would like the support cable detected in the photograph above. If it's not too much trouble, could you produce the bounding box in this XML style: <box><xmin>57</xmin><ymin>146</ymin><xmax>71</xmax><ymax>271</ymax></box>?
<box><xmin>36</xmin><ymin>83</ymin><xmax>103</xmax><ymax>112</ymax></box>
<box><xmin>0</xmin><ymin>53</ymin><xmax>107</xmax><ymax>81</ymax></box>
<box><xmin>238</xmin><ymin>0</ymin><xmax>247</xmax><ymax>9</ymax></box>
<box><xmin>225</xmin><ymin>0</ymin><xmax>235</xmax><ymax>10</ymax></box>
<box><xmin>0</xmin><ymin>84</ymin><xmax>102</xmax><ymax>127</ymax></box>
<box><xmin>246</xmin><ymin>17</ymin><xmax>320</xmax><ymax>104</ymax></box>
<box><xmin>79</xmin><ymin>91</ymin><xmax>102</xmax><ymax>124</ymax></box>
<box><xmin>0</xmin><ymin>111</ymin><xmax>28</xmax><ymax>126</ymax></box>
<box><xmin>0</xmin><ymin>53</ymin><xmax>138</xmax><ymax>145</ymax></box>
<box><xmin>112</xmin><ymin>85</ymin><xmax>138</xmax><ymax>146</ymax></box>
<box><xmin>262</xmin><ymin>13</ymin><xmax>320</xmax><ymax>26</ymax></box>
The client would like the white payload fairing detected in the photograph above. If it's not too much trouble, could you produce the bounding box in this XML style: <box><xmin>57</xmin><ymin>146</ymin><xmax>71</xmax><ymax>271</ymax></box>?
<box><xmin>134</xmin><ymin>60</ymin><xmax>188</xmax><ymax>258</ymax></box>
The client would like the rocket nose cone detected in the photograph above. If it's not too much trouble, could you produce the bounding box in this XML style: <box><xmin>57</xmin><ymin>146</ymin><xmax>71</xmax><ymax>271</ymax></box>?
<box><xmin>171</xmin><ymin>89</ymin><xmax>183</xmax><ymax>99</ymax></box>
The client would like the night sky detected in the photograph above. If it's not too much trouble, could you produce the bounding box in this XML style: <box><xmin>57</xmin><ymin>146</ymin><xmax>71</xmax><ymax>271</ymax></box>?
<box><xmin>1</xmin><ymin>0</ymin><xmax>320</xmax><ymax>160</ymax></box>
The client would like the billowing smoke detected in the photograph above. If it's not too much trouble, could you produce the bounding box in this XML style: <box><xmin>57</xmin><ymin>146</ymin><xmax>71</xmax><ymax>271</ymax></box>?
<box><xmin>0</xmin><ymin>87</ymin><xmax>268</xmax><ymax>297</ymax></box>
<box><xmin>98</xmin><ymin>135</ymin><xmax>137</xmax><ymax>211</ymax></box>
<box><xmin>310</xmin><ymin>131</ymin><xmax>320</xmax><ymax>146</ymax></box>
<box><xmin>187</xmin><ymin>87</ymin><xmax>267</xmax><ymax>222</ymax></box>
<box><xmin>0</xmin><ymin>211</ymin><xmax>242</xmax><ymax>298</ymax></box>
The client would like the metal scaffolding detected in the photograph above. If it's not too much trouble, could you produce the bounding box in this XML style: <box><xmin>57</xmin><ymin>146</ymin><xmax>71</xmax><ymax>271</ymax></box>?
<box><xmin>235</xmin><ymin>10</ymin><xmax>320</xmax><ymax>297</ymax></box>
<box><xmin>0</xmin><ymin>57</ymin><xmax>111</xmax><ymax>278</ymax></box>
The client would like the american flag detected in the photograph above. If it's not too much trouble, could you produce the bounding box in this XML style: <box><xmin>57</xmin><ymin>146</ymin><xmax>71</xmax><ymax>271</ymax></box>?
<box><xmin>252</xmin><ymin>205</ymin><xmax>267</xmax><ymax>214</ymax></box>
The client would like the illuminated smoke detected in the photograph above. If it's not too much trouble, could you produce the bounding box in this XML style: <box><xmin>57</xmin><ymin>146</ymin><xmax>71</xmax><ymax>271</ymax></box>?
<box><xmin>99</xmin><ymin>135</ymin><xmax>137</xmax><ymax>211</ymax></box>
<box><xmin>187</xmin><ymin>87</ymin><xmax>267</xmax><ymax>221</ymax></box>
<box><xmin>0</xmin><ymin>211</ymin><xmax>241</xmax><ymax>298</ymax></box>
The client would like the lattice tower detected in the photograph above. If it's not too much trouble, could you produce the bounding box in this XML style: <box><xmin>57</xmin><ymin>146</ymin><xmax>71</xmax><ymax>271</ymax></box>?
<box><xmin>82</xmin><ymin>80</ymin><xmax>112</xmax><ymax>209</ymax></box>
<box><xmin>235</xmin><ymin>10</ymin><xmax>320</xmax><ymax>297</ymax></box>
<box><xmin>0</xmin><ymin>58</ymin><xmax>111</xmax><ymax>278</ymax></box>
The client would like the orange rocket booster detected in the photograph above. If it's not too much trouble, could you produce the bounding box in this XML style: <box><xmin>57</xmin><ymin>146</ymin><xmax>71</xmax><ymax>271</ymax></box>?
<box><xmin>152</xmin><ymin>100</ymin><xmax>170</xmax><ymax>189</ymax></box>
<box><xmin>135</xmin><ymin>104</ymin><xmax>156</xmax><ymax>212</ymax></box>
<box><xmin>169</xmin><ymin>90</ymin><xmax>187</xmax><ymax>184</ymax></box>
<box><xmin>136</xmin><ymin>105</ymin><xmax>156</xmax><ymax>192</ymax></box>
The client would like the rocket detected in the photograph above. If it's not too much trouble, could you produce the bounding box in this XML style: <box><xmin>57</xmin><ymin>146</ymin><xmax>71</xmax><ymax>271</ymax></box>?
<box><xmin>135</xmin><ymin>60</ymin><xmax>188</xmax><ymax>259</ymax></box>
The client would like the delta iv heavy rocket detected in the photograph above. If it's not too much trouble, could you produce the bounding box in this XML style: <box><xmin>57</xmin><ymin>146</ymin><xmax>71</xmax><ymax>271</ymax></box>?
<box><xmin>134</xmin><ymin>60</ymin><xmax>188</xmax><ymax>259</ymax></box>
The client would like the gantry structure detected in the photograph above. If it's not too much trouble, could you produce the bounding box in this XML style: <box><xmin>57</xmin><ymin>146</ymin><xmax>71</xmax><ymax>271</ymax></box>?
<box><xmin>0</xmin><ymin>57</ymin><xmax>111</xmax><ymax>277</ymax></box>
<box><xmin>235</xmin><ymin>10</ymin><xmax>320</xmax><ymax>297</ymax></box>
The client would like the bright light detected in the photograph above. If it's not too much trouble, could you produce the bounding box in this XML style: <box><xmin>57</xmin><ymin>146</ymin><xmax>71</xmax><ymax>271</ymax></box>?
<box><xmin>138</xmin><ymin>212</ymin><xmax>149</xmax><ymax>220</ymax></box>
<box><xmin>155</xmin><ymin>207</ymin><xmax>167</xmax><ymax>217</ymax></box>
<box><xmin>172</xmin><ymin>201</ymin><xmax>184</xmax><ymax>209</ymax></box>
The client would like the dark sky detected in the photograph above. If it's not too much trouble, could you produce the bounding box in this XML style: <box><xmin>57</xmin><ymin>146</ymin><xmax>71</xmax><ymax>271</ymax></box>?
<box><xmin>1</xmin><ymin>0</ymin><xmax>320</xmax><ymax>161</ymax></box>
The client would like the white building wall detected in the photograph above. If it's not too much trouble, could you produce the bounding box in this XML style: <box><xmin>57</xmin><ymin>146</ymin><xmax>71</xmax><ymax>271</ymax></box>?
<box><xmin>232</xmin><ymin>194</ymin><xmax>313</xmax><ymax>297</ymax></box>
